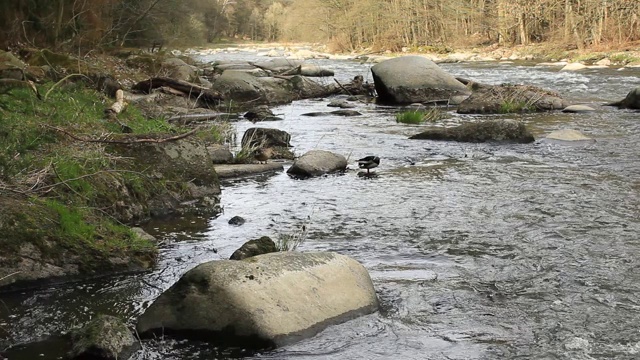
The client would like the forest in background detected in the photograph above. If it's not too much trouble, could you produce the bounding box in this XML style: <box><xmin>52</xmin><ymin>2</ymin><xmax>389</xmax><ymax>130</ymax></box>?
<box><xmin>0</xmin><ymin>0</ymin><xmax>639</xmax><ymax>52</ymax></box>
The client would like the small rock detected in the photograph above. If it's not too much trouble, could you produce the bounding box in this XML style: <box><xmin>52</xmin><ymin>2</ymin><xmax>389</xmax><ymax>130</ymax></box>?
<box><xmin>228</xmin><ymin>216</ymin><xmax>246</xmax><ymax>226</ymax></box>
<box><xmin>69</xmin><ymin>315</ymin><xmax>139</xmax><ymax>360</ymax></box>
<box><xmin>560</xmin><ymin>63</ymin><xmax>588</xmax><ymax>71</ymax></box>
<box><xmin>545</xmin><ymin>129</ymin><xmax>593</xmax><ymax>141</ymax></box>
<box><xmin>230</xmin><ymin>236</ymin><xmax>277</xmax><ymax>260</ymax></box>
<box><xmin>595</xmin><ymin>58</ymin><xmax>611</xmax><ymax>66</ymax></box>
<box><xmin>327</xmin><ymin>100</ymin><xmax>356</xmax><ymax>108</ymax></box>
<box><xmin>130</xmin><ymin>227</ymin><xmax>156</xmax><ymax>242</ymax></box>
<box><xmin>562</xmin><ymin>105</ymin><xmax>595</xmax><ymax>113</ymax></box>
<box><xmin>208</xmin><ymin>144</ymin><xmax>234</xmax><ymax>164</ymax></box>
<box><xmin>287</xmin><ymin>150</ymin><xmax>348</xmax><ymax>178</ymax></box>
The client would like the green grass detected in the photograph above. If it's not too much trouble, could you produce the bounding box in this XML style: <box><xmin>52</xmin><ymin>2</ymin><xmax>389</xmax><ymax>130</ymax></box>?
<box><xmin>499</xmin><ymin>99</ymin><xmax>535</xmax><ymax>113</ymax></box>
<box><xmin>609</xmin><ymin>53</ymin><xmax>640</xmax><ymax>65</ymax></box>
<box><xmin>276</xmin><ymin>224</ymin><xmax>308</xmax><ymax>251</ymax></box>
<box><xmin>396</xmin><ymin>108</ymin><xmax>446</xmax><ymax>124</ymax></box>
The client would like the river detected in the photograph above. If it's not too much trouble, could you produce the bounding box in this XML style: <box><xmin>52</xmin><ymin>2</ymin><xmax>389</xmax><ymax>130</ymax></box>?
<box><xmin>2</xmin><ymin>51</ymin><xmax>640</xmax><ymax>360</ymax></box>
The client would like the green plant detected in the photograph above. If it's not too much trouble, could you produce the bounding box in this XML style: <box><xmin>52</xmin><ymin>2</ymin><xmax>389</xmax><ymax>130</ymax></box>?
<box><xmin>499</xmin><ymin>99</ymin><xmax>534</xmax><ymax>113</ymax></box>
<box><xmin>396</xmin><ymin>108</ymin><xmax>445</xmax><ymax>124</ymax></box>
<box><xmin>276</xmin><ymin>224</ymin><xmax>309</xmax><ymax>251</ymax></box>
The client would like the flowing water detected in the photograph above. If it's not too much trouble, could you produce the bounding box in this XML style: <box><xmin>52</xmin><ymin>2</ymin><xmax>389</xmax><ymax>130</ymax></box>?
<box><xmin>2</xmin><ymin>52</ymin><xmax>640</xmax><ymax>360</ymax></box>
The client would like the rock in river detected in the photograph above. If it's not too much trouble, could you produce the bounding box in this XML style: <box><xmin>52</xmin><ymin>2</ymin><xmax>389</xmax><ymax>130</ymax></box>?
<box><xmin>136</xmin><ymin>252</ymin><xmax>379</xmax><ymax>348</ymax></box>
<box><xmin>287</xmin><ymin>150</ymin><xmax>347</xmax><ymax>178</ymax></box>
<box><xmin>371</xmin><ymin>56</ymin><xmax>470</xmax><ymax>104</ymax></box>
<box><xmin>409</xmin><ymin>119</ymin><xmax>535</xmax><ymax>143</ymax></box>
<box><xmin>69</xmin><ymin>315</ymin><xmax>139</xmax><ymax>360</ymax></box>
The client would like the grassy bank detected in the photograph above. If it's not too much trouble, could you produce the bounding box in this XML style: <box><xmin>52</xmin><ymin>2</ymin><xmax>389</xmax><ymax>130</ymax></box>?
<box><xmin>0</xmin><ymin>69</ymin><xmax>225</xmax><ymax>286</ymax></box>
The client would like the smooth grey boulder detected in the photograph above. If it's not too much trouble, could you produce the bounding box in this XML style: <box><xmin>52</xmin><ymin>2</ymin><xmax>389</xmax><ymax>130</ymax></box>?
<box><xmin>606</xmin><ymin>87</ymin><xmax>640</xmax><ymax>109</ymax></box>
<box><xmin>287</xmin><ymin>150</ymin><xmax>347</xmax><ymax>178</ymax></box>
<box><xmin>69</xmin><ymin>315</ymin><xmax>139</xmax><ymax>360</ymax></box>
<box><xmin>371</xmin><ymin>56</ymin><xmax>470</xmax><ymax>104</ymax></box>
<box><xmin>250</xmin><ymin>58</ymin><xmax>303</xmax><ymax>72</ymax></box>
<box><xmin>230</xmin><ymin>236</ymin><xmax>277</xmax><ymax>260</ymax></box>
<box><xmin>162</xmin><ymin>57</ymin><xmax>197</xmax><ymax>82</ymax></box>
<box><xmin>136</xmin><ymin>252</ymin><xmax>378</xmax><ymax>348</ymax></box>
<box><xmin>409</xmin><ymin>119</ymin><xmax>535</xmax><ymax>143</ymax></box>
<box><xmin>208</xmin><ymin>144</ymin><xmax>234</xmax><ymax>164</ymax></box>
<box><xmin>299</xmin><ymin>65</ymin><xmax>334</xmax><ymax>77</ymax></box>
<box><xmin>562</xmin><ymin>105</ymin><xmax>596</xmax><ymax>113</ymax></box>
<box><xmin>213</xmin><ymin>71</ymin><xmax>333</xmax><ymax>105</ymax></box>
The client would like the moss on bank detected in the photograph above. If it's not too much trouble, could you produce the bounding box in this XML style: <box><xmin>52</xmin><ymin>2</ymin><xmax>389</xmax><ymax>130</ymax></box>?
<box><xmin>0</xmin><ymin>73</ymin><xmax>223</xmax><ymax>287</ymax></box>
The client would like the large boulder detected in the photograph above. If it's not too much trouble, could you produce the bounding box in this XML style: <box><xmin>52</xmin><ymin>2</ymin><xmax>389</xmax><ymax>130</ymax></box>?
<box><xmin>241</xmin><ymin>127</ymin><xmax>292</xmax><ymax>149</ymax></box>
<box><xmin>287</xmin><ymin>150</ymin><xmax>347</xmax><ymax>178</ymax></box>
<box><xmin>69</xmin><ymin>315</ymin><xmax>139</xmax><ymax>360</ymax></box>
<box><xmin>108</xmin><ymin>137</ymin><xmax>220</xmax><ymax>219</ymax></box>
<box><xmin>409</xmin><ymin>119</ymin><xmax>535</xmax><ymax>143</ymax></box>
<box><xmin>230</xmin><ymin>236</ymin><xmax>278</xmax><ymax>260</ymax></box>
<box><xmin>371</xmin><ymin>56</ymin><xmax>470</xmax><ymax>104</ymax></box>
<box><xmin>136</xmin><ymin>252</ymin><xmax>378</xmax><ymax>348</ymax></box>
<box><xmin>161</xmin><ymin>57</ymin><xmax>197</xmax><ymax>82</ymax></box>
<box><xmin>212</xmin><ymin>71</ymin><xmax>331</xmax><ymax>105</ymax></box>
<box><xmin>606</xmin><ymin>87</ymin><xmax>640</xmax><ymax>109</ymax></box>
<box><xmin>457</xmin><ymin>83</ymin><xmax>568</xmax><ymax>114</ymax></box>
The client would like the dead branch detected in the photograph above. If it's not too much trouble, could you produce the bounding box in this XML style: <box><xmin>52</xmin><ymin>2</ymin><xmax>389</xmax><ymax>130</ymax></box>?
<box><xmin>44</xmin><ymin>125</ymin><xmax>198</xmax><ymax>144</ymax></box>
<box><xmin>131</xmin><ymin>77</ymin><xmax>223</xmax><ymax>108</ymax></box>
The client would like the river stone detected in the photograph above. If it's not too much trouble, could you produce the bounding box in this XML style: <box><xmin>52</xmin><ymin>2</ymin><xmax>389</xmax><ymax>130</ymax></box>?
<box><xmin>562</xmin><ymin>105</ymin><xmax>595</xmax><ymax>113</ymax></box>
<box><xmin>69</xmin><ymin>315</ymin><xmax>140</xmax><ymax>360</ymax></box>
<box><xmin>409</xmin><ymin>119</ymin><xmax>535</xmax><ymax>143</ymax></box>
<box><xmin>607</xmin><ymin>87</ymin><xmax>640</xmax><ymax>109</ymax></box>
<box><xmin>241</xmin><ymin>127</ymin><xmax>292</xmax><ymax>149</ymax></box>
<box><xmin>230</xmin><ymin>236</ymin><xmax>277</xmax><ymax>260</ymax></box>
<box><xmin>287</xmin><ymin>150</ymin><xmax>348</xmax><ymax>178</ymax></box>
<box><xmin>545</xmin><ymin>129</ymin><xmax>593</xmax><ymax>141</ymax></box>
<box><xmin>228</xmin><ymin>216</ymin><xmax>246</xmax><ymax>226</ymax></box>
<box><xmin>561</xmin><ymin>63</ymin><xmax>588</xmax><ymax>71</ymax></box>
<box><xmin>457</xmin><ymin>83</ymin><xmax>568</xmax><ymax>114</ymax></box>
<box><xmin>208</xmin><ymin>144</ymin><xmax>234</xmax><ymax>164</ymax></box>
<box><xmin>327</xmin><ymin>100</ymin><xmax>356</xmax><ymax>108</ymax></box>
<box><xmin>136</xmin><ymin>251</ymin><xmax>378</xmax><ymax>348</ymax></box>
<box><xmin>299</xmin><ymin>65</ymin><xmax>334</xmax><ymax>77</ymax></box>
<box><xmin>371</xmin><ymin>56</ymin><xmax>470</xmax><ymax>104</ymax></box>
<box><xmin>212</xmin><ymin>70</ymin><xmax>293</xmax><ymax>104</ymax></box>
<box><xmin>162</xmin><ymin>57</ymin><xmax>196</xmax><ymax>82</ymax></box>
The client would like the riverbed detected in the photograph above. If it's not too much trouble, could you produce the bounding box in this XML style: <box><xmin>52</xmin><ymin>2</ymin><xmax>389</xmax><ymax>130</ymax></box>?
<box><xmin>2</xmin><ymin>52</ymin><xmax>640</xmax><ymax>359</ymax></box>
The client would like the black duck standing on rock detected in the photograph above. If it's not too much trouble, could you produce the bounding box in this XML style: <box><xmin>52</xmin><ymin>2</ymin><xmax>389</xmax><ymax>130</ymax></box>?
<box><xmin>357</xmin><ymin>156</ymin><xmax>380</xmax><ymax>174</ymax></box>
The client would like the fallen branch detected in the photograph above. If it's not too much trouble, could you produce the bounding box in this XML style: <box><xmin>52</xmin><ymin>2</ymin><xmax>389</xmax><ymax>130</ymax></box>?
<box><xmin>45</xmin><ymin>125</ymin><xmax>197</xmax><ymax>144</ymax></box>
<box><xmin>0</xmin><ymin>271</ymin><xmax>20</xmax><ymax>282</ymax></box>
<box><xmin>105</xmin><ymin>89</ymin><xmax>127</xmax><ymax>116</ymax></box>
<box><xmin>131</xmin><ymin>77</ymin><xmax>223</xmax><ymax>108</ymax></box>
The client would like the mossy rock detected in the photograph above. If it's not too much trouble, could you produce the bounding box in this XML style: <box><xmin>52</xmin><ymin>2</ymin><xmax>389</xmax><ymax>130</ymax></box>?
<box><xmin>69</xmin><ymin>315</ymin><xmax>140</xmax><ymax>360</ymax></box>
<box><xmin>0</xmin><ymin>195</ymin><xmax>157</xmax><ymax>289</ymax></box>
<box><xmin>125</xmin><ymin>54</ymin><xmax>164</xmax><ymax>74</ymax></box>
<box><xmin>230</xmin><ymin>236</ymin><xmax>278</xmax><ymax>260</ymax></box>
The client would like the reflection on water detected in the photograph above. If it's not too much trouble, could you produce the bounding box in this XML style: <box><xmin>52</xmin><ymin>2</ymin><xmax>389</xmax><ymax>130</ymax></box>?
<box><xmin>2</xmin><ymin>52</ymin><xmax>640</xmax><ymax>360</ymax></box>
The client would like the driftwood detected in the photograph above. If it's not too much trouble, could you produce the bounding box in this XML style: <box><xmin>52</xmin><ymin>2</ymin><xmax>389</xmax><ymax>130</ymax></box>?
<box><xmin>332</xmin><ymin>75</ymin><xmax>376</xmax><ymax>97</ymax></box>
<box><xmin>132</xmin><ymin>77</ymin><xmax>223</xmax><ymax>108</ymax></box>
<box><xmin>45</xmin><ymin>125</ymin><xmax>198</xmax><ymax>144</ymax></box>
<box><xmin>105</xmin><ymin>89</ymin><xmax>126</xmax><ymax>116</ymax></box>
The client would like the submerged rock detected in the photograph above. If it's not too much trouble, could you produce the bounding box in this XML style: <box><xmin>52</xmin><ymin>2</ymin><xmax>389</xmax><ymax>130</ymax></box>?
<box><xmin>287</xmin><ymin>150</ymin><xmax>347</xmax><ymax>178</ymax></box>
<box><xmin>136</xmin><ymin>252</ymin><xmax>378</xmax><ymax>348</ymax></box>
<box><xmin>545</xmin><ymin>129</ymin><xmax>593</xmax><ymax>141</ymax></box>
<box><xmin>230</xmin><ymin>236</ymin><xmax>277</xmax><ymax>260</ymax></box>
<box><xmin>562</xmin><ymin>105</ymin><xmax>596</xmax><ymax>113</ymax></box>
<box><xmin>371</xmin><ymin>56</ymin><xmax>470</xmax><ymax>104</ymax></box>
<box><xmin>409</xmin><ymin>119</ymin><xmax>535</xmax><ymax>143</ymax></box>
<box><xmin>69</xmin><ymin>315</ymin><xmax>139</xmax><ymax>360</ymax></box>
<box><xmin>606</xmin><ymin>87</ymin><xmax>640</xmax><ymax>109</ymax></box>
<box><xmin>228</xmin><ymin>216</ymin><xmax>246</xmax><ymax>226</ymax></box>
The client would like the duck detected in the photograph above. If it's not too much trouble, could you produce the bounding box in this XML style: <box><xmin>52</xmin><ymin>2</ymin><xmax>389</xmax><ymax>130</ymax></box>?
<box><xmin>357</xmin><ymin>156</ymin><xmax>380</xmax><ymax>173</ymax></box>
<box><xmin>254</xmin><ymin>147</ymin><xmax>274</xmax><ymax>164</ymax></box>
